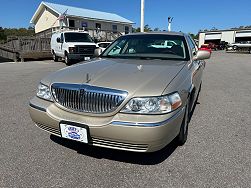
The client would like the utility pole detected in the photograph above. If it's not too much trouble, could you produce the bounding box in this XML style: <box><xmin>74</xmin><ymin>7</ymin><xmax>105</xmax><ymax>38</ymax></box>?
<box><xmin>141</xmin><ymin>0</ymin><xmax>145</xmax><ymax>32</ymax></box>
<box><xmin>168</xmin><ymin>17</ymin><xmax>173</xmax><ymax>32</ymax></box>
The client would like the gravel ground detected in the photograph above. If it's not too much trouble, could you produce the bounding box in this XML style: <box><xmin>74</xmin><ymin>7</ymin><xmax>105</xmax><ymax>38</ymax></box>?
<box><xmin>0</xmin><ymin>52</ymin><xmax>250</xmax><ymax>187</ymax></box>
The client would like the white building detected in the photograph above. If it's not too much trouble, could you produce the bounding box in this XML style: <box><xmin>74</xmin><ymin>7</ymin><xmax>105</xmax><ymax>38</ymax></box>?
<box><xmin>199</xmin><ymin>29</ymin><xmax>251</xmax><ymax>47</ymax></box>
<box><xmin>30</xmin><ymin>1</ymin><xmax>134</xmax><ymax>35</ymax></box>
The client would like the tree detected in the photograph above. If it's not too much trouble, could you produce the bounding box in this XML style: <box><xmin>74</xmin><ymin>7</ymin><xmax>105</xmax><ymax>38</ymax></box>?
<box><xmin>132</xmin><ymin>27</ymin><xmax>141</xmax><ymax>33</ymax></box>
<box><xmin>154</xmin><ymin>28</ymin><xmax>160</xmax><ymax>31</ymax></box>
<box><xmin>210</xmin><ymin>27</ymin><xmax>218</xmax><ymax>31</ymax></box>
<box><xmin>133</xmin><ymin>24</ymin><xmax>153</xmax><ymax>32</ymax></box>
<box><xmin>188</xmin><ymin>32</ymin><xmax>199</xmax><ymax>40</ymax></box>
<box><xmin>144</xmin><ymin>24</ymin><xmax>152</xmax><ymax>32</ymax></box>
<box><xmin>0</xmin><ymin>27</ymin><xmax>35</xmax><ymax>42</ymax></box>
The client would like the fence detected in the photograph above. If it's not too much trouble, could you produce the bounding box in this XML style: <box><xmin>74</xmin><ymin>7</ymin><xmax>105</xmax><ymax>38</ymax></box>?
<box><xmin>0</xmin><ymin>37</ymin><xmax>51</xmax><ymax>62</ymax></box>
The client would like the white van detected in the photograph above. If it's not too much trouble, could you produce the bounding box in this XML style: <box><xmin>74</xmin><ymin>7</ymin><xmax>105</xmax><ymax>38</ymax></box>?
<box><xmin>51</xmin><ymin>31</ymin><xmax>98</xmax><ymax>65</ymax></box>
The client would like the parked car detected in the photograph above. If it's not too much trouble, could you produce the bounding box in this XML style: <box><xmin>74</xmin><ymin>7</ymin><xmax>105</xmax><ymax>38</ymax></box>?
<box><xmin>97</xmin><ymin>42</ymin><xmax>112</xmax><ymax>52</ymax></box>
<box><xmin>51</xmin><ymin>31</ymin><xmax>98</xmax><ymax>65</ymax></box>
<box><xmin>151</xmin><ymin>40</ymin><xmax>177</xmax><ymax>48</ymax></box>
<box><xmin>29</xmin><ymin>32</ymin><xmax>211</xmax><ymax>152</ymax></box>
<box><xmin>227</xmin><ymin>41</ymin><xmax>251</xmax><ymax>52</ymax></box>
<box><xmin>218</xmin><ymin>41</ymin><xmax>228</xmax><ymax>50</ymax></box>
<box><xmin>207</xmin><ymin>42</ymin><xmax>218</xmax><ymax>51</ymax></box>
<box><xmin>199</xmin><ymin>44</ymin><xmax>212</xmax><ymax>53</ymax></box>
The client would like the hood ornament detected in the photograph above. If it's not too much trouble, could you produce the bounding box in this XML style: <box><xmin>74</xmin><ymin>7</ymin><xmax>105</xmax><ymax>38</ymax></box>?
<box><xmin>137</xmin><ymin>65</ymin><xmax>143</xmax><ymax>71</ymax></box>
<box><xmin>86</xmin><ymin>73</ymin><xmax>91</xmax><ymax>83</ymax></box>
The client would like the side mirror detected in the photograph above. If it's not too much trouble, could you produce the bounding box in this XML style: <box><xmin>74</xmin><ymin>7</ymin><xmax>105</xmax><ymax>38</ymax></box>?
<box><xmin>56</xmin><ymin>37</ymin><xmax>61</xmax><ymax>43</ymax></box>
<box><xmin>94</xmin><ymin>38</ymin><xmax>98</xmax><ymax>43</ymax></box>
<box><xmin>94</xmin><ymin>48</ymin><xmax>102</xmax><ymax>57</ymax></box>
<box><xmin>193</xmin><ymin>50</ymin><xmax>211</xmax><ymax>61</ymax></box>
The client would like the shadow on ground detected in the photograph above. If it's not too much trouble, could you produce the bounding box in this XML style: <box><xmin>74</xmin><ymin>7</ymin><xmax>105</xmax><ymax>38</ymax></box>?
<box><xmin>50</xmin><ymin>134</ymin><xmax>178</xmax><ymax>165</ymax></box>
<box><xmin>49</xmin><ymin>86</ymin><xmax>201</xmax><ymax>165</ymax></box>
<box><xmin>0</xmin><ymin>57</ymin><xmax>12</xmax><ymax>63</ymax></box>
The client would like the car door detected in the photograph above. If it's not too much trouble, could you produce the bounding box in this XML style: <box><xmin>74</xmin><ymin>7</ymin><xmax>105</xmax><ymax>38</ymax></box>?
<box><xmin>187</xmin><ymin>35</ymin><xmax>204</xmax><ymax>98</ymax></box>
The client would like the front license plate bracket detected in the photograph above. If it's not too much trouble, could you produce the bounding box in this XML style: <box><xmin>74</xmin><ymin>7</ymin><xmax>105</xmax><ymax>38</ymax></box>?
<box><xmin>59</xmin><ymin>121</ymin><xmax>91</xmax><ymax>144</ymax></box>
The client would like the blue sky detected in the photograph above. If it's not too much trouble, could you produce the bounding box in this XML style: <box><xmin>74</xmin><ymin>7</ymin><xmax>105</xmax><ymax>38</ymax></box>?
<box><xmin>0</xmin><ymin>0</ymin><xmax>251</xmax><ymax>33</ymax></box>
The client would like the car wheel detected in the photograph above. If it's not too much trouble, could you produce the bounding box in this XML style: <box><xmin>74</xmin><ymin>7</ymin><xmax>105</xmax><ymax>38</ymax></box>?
<box><xmin>53</xmin><ymin>52</ymin><xmax>59</xmax><ymax>62</ymax></box>
<box><xmin>176</xmin><ymin>102</ymin><xmax>189</xmax><ymax>146</ymax></box>
<box><xmin>65</xmin><ymin>53</ymin><xmax>71</xmax><ymax>66</ymax></box>
<box><xmin>233</xmin><ymin>45</ymin><xmax>238</xmax><ymax>51</ymax></box>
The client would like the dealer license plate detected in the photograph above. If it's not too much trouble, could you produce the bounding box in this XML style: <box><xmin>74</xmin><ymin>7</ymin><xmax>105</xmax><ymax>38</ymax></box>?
<box><xmin>84</xmin><ymin>57</ymin><xmax>90</xmax><ymax>60</ymax></box>
<box><xmin>60</xmin><ymin>123</ymin><xmax>88</xmax><ymax>143</ymax></box>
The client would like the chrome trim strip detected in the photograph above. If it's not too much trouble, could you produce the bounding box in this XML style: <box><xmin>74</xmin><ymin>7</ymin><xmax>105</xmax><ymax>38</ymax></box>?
<box><xmin>189</xmin><ymin>84</ymin><xmax>194</xmax><ymax>94</ymax></box>
<box><xmin>111</xmin><ymin>107</ymin><xmax>185</xmax><ymax>127</ymax></box>
<box><xmin>29</xmin><ymin>103</ymin><xmax>46</xmax><ymax>112</ymax></box>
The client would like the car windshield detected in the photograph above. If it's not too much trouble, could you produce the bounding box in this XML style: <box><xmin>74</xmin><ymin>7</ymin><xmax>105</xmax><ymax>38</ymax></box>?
<box><xmin>64</xmin><ymin>33</ymin><xmax>93</xmax><ymax>42</ymax></box>
<box><xmin>102</xmin><ymin>34</ymin><xmax>189</xmax><ymax>60</ymax></box>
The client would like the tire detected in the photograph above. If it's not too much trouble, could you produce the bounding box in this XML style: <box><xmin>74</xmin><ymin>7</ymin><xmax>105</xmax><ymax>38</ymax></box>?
<box><xmin>53</xmin><ymin>52</ymin><xmax>59</xmax><ymax>62</ymax></box>
<box><xmin>233</xmin><ymin>45</ymin><xmax>238</xmax><ymax>51</ymax></box>
<box><xmin>64</xmin><ymin>53</ymin><xmax>71</xmax><ymax>66</ymax></box>
<box><xmin>176</xmin><ymin>102</ymin><xmax>189</xmax><ymax>146</ymax></box>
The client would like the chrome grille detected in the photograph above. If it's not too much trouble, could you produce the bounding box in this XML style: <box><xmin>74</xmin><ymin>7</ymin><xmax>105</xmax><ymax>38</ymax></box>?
<box><xmin>36</xmin><ymin>122</ymin><xmax>60</xmax><ymax>136</ymax></box>
<box><xmin>92</xmin><ymin>137</ymin><xmax>148</xmax><ymax>152</ymax></box>
<box><xmin>76</xmin><ymin>45</ymin><xmax>96</xmax><ymax>55</ymax></box>
<box><xmin>51</xmin><ymin>83</ymin><xmax>128</xmax><ymax>114</ymax></box>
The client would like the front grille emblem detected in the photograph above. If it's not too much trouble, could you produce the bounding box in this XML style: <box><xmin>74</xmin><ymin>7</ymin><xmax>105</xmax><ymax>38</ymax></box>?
<box><xmin>79</xmin><ymin>88</ymin><xmax>85</xmax><ymax>97</ymax></box>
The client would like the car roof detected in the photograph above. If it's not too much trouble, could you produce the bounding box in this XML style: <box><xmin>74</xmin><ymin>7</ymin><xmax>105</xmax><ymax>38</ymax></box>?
<box><xmin>126</xmin><ymin>31</ymin><xmax>186</xmax><ymax>37</ymax></box>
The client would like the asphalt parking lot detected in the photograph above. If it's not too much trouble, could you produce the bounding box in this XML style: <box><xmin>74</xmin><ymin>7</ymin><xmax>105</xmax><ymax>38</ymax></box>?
<box><xmin>0</xmin><ymin>52</ymin><xmax>250</xmax><ymax>187</ymax></box>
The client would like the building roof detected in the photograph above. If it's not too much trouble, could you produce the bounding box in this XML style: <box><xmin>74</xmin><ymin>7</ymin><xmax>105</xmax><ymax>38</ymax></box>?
<box><xmin>199</xmin><ymin>28</ymin><xmax>251</xmax><ymax>34</ymax></box>
<box><xmin>30</xmin><ymin>1</ymin><xmax>134</xmax><ymax>24</ymax></box>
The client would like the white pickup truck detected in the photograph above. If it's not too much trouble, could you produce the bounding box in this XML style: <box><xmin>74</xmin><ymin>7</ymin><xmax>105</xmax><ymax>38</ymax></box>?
<box><xmin>51</xmin><ymin>31</ymin><xmax>98</xmax><ymax>65</ymax></box>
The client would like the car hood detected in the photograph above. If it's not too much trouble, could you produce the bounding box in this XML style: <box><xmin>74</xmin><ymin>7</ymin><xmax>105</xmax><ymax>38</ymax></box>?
<box><xmin>66</xmin><ymin>42</ymin><xmax>97</xmax><ymax>47</ymax></box>
<box><xmin>42</xmin><ymin>58</ymin><xmax>187</xmax><ymax>97</ymax></box>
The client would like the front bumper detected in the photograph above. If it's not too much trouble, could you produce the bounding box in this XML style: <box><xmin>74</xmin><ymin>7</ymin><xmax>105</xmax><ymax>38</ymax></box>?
<box><xmin>29</xmin><ymin>97</ymin><xmax>185</xmax><ymax>152</ymax></box>
<box><xmin>68</xmin><ymin>53</ymin><xmax>93</xmax><ymax>60</ymax></box>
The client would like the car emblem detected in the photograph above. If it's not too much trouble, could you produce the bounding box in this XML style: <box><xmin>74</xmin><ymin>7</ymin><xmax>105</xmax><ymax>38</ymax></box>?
<box><xmin>79</xmin><ymin>88</ymin><xmax>85</xmax><ymax>97</ymax></box>
<box><xmin>137</xmin><ymin>65</ymin><xmax>143</xmax><ymax>71</ymax></box>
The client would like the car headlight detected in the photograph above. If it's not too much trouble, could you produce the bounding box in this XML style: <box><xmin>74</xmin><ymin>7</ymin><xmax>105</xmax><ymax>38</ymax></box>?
<box><xmin>37</xmin><ymin>83</ymin><xmax>52</xmax><ymax>101</ymax></box>
<box><xmin>69</xmin><ymin>47</ymin><xmax>76</xmax><ymax>53</ymax></box>
<box><xmin>121</xmin><ymin>92</ymin><xmax>182</xmax><ymax>114</ymax></box>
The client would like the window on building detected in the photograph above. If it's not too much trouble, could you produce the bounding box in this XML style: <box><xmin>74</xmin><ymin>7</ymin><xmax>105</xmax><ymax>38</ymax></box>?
<box><xmin>112</xmin><ymin>25</ymin><xmax>118</xmax><ymax>33</ymax></box>
<box><xmin>81</xmin><ymin>22</ymin><xmax>88</xmax><ymax>28</ymax></box>
<box><xmin>125</xmin><ymin>26</ymin><xmax>129</xmax><ymax>34</ymax></box>
<box><xmin>69</xmin><ymin>20</ymin><xmax>75</xmax><ymax>28</ymax></box>
<box><xmin>96</xmin><ymin>23</ymin><xmax>101</xmax><ymax>30</ymax></box>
